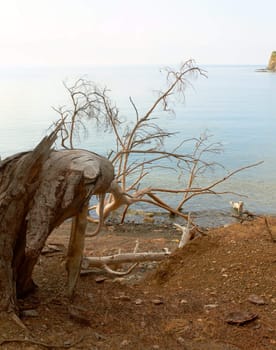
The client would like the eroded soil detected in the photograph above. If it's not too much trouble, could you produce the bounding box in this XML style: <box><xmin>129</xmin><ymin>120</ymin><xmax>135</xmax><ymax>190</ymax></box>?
<box><xmin>0</xmin><ymin>216</ymin><xmax>276</xmax><ymax>349</ymax></box>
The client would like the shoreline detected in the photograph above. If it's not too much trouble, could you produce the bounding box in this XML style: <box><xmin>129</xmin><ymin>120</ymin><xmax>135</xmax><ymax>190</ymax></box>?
<box><xmin>103</xmin><ymin>208</ymin><xmax>275</xmax><ymax>229</ymax></box>
<box><xmin>255</xmin><ymin>68</ymin><xmax>276</xmax><ymax>72</ymax></box>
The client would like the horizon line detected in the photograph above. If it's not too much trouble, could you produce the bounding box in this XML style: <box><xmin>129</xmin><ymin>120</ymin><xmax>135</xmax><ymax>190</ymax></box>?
<box><xmin>0</xmin><ymin>62</ymin><xmax>267</xmax><ymax>69</ymax></box>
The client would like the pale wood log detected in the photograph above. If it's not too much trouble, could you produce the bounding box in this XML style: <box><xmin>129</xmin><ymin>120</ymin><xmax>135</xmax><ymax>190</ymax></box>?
<box><xmin>83</xmin><ymin>250</ymin><xmax>171</xmax><ymax>267</ymax></box>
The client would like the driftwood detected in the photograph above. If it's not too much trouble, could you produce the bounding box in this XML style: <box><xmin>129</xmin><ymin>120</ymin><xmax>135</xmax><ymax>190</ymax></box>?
<box><xmin>82</xmin><ymin>250</ymin><xmax>171</xmax><ymax>275</ymax></box>
<box><xmin>0</xmin><ymin>130</ymin><xmax>114</xmax><ymax>313</ymax></box>
<box><xmin>174</xmin><ymin>213</ymin><xmax>192</xmax><ymax>248</ymax></box>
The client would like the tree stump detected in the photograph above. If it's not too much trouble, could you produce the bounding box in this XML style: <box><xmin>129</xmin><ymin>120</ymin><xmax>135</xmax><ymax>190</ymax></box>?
<box><xmin>0</xmin><ymin>132</ymin><xmax>114</xmax><ymax>313</ymax></box>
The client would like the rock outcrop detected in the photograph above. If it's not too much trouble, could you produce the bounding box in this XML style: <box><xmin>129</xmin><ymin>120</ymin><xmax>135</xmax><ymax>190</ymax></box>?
<box><xmin>256</xmin><ymin>51</ymin><xmax>276</xmax><ymax>72</ymax></box>
<box><xmin>267</xmin><ymin>51</ymin><xmax>276</xmax><ymax>71</ymax></box>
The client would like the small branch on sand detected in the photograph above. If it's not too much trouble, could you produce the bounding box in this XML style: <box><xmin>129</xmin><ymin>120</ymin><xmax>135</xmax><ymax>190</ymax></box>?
<box><xmin>83</xmin><ymin>251</ymin><xmax>170</xmax><ymax>266</ymax></box>
<box><xmin>81</xmin><ymin>238</ymin><xmax>171</xmax><ymax>276</ymax></box>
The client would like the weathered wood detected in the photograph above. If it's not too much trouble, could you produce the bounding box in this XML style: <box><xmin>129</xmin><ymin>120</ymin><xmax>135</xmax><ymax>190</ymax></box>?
<box><xmin>17</xmin><ymin>149</ymin><xmax>114</xmax><ymax>296</ymax></box>
<box><xmin>66</xmin><ymin>201</ymin><xmax>89</xmax><ymax>298</ymax></box>
<box><xmin>83</xmin><ymin>251</ymin><xmax>171</xmax><ymax>265</ymax></box>
<box><xmin>0</xmin><ymin>131</ymin><xmax>57</xmax><ymax>312</ymax></box>
<box><xmin>0</xmin><ymin>136</ymin><xmax>114</xmax><ymax>312</ymax></box>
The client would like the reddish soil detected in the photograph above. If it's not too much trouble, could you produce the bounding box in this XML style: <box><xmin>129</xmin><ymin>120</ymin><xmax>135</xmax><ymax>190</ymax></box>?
<box><xmin>0</xmin><ymin>216</ymin><xmax>276</xmax><ymax>349</ymax></box>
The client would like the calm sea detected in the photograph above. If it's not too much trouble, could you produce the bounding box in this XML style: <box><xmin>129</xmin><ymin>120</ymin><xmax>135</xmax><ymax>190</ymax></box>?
<box><xmin>0</xmin><ymin>64</ymin><xmax>275</xmax><ymax>225</ymax></box>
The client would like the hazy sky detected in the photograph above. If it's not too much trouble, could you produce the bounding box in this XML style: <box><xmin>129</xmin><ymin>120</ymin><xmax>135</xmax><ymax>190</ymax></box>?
<box><xmin>0</xmin><ymin>0</ymin><xmax>275</xmax><ymax>66</ymax></box>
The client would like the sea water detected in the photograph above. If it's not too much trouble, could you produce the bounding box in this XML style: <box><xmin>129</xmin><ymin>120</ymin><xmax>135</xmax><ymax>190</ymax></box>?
<box><xmin>0</xmin><ymin>64</ymin><xmax>275</xmax><ymax>224</ymax></box>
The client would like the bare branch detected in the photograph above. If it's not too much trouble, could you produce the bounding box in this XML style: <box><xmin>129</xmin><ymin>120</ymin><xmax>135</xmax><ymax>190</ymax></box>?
<box><xmin>83</xmin><ymin>251</ymin><xmax>171</xmax><ymax>267</ymax></box>
<box><xmin>51</xmin><ymin>61</ymin><xmax>262</xmax><ymax>228</ymax></box>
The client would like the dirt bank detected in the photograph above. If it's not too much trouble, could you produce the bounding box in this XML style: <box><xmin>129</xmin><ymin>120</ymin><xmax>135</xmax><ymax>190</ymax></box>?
<box><xmin>0</xmin><ymin>216</ymin><xmax>275</xmax><ymax>349</ymax></box>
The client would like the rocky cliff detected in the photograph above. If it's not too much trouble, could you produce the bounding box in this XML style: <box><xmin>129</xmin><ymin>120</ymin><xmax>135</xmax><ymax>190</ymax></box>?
<box><xmin>267</xmin><ymin>51</ymin><xmax>276</xmax><ymax>71</ymax></box>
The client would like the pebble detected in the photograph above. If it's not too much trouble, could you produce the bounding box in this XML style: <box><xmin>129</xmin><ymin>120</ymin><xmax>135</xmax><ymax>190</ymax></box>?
<box><xmin>114</xmin><ymin>294</ymin><xmax>131</xmax><ymax>301</ymax></box>
<box><xmin>63</xmin><ymin>340</ymin><xmax>72</xmax><ymax>346</ymax></box>
<box><xmin>95</xmin><ymin>276</ymin><xmax>107</xmax><ymax>283</ymax></box>
<box><xmin>177</xmin><ymin>336</ymin><xmax>186</xmax><ymax>344</ymax></box>
<box><xmin>204</xmin><ymin>304</ymin><xmax>219</xmax><ymax>309</ymax></box>
<box><xmin>119</xmin><ymin>295</ymin><xmax>131</xmax><ymax>301</ymax></box>
<box><xmin>180</xmin><ymin>299</ymin><xmax>188</xmax><ymax>304</ymax></box>
<box><xmin>152</xmin><ymin>298</ymin><xmax>164</xmax><ymax>305</ymax></box>
<box><xmin>87</xmin><ymin>293</ymin><xmax>94</xmax><ymax>302</ymax></box>
<box><xmin>21</xmin><ymin>309</ymin><xmax>39</xmax><ymax>317</ymax></box>
<box><xmin>120</xmin><ymin>339</ymin><xmax>130</xmax><ymax>347</ymax></box>
<box><xmin>113</xmin><ymin>277</ymin><xmax>125</xmax><ymax>283</ymax></box>
<box><xmin>225</xmin><ymin>311</ymin><xmax>258</xmax><ymax>325</ymax></box>
<box><xmin>248</xmin><ymin>294</ymin><xmax>266</xmax><ymax>305</ymax></box>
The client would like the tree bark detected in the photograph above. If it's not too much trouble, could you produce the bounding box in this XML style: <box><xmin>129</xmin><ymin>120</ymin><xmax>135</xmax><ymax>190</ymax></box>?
<box><xmin>0</xmin><ymin>133</ymin><xmax>114</xmax><ymax>312</ymax></box>
<box><xmin>0</xmin><ymin>132</ymin><xmax>57</xmax><ymax>312</ymax></box>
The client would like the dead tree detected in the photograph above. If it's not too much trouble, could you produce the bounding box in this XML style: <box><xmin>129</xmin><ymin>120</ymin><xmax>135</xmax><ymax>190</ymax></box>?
<box><xmin>0</xmin><ymin>132</ymin><xmax>56</xmax><ymax>313</ymax></box>
<box><xmin>0</xmin><ymin>131</ymin><xmax>114</xmax><ymax>313</ymax></box>
<box><xmin>52</xmin><ymin>63</ymin><xmax>261</xmax><ymax>225</ymax></box>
